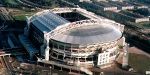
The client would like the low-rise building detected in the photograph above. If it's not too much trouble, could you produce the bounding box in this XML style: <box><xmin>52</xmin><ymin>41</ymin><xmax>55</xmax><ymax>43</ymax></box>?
<box><xmin>109</xmin><ymin>1</ymin><xmax>134</xmax><ymax>10</ymax></box>
<box><xmin>79</xmin><ymin>0</ymin><xmax>91</xmax><ymax>2</ymax></box>
<box><xmin>127</xmin><ymin>2</ymin><xmax>148</xmax><ymax>9</ymax></box>
<box><xmin>119</xmin><ymin>11</ymin><xmax>149</xmax><ymax>23</ymax></box>
<box><xmin>93</xmin><ymin>1</ymin><xmax>118</xmax><ymax>11</ymax></box>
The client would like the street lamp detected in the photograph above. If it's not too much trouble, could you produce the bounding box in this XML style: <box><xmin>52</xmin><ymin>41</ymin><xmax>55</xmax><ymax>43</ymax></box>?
<box><xmin>17</xmin><ymin>67</ymin><xmax>22</xmax><ymax>75</ymax></box>
<box><xmin>17</xmin><ymin>67</ymin><xmax>20</xmax><ymax>70</ymax></box>
<box><xmin>49</xmin><ymin>66</ymin><xmax>52</xmax><ymax>75</ymax></box>
<box><xmin>100</xmin><ymin>72</ymin><xmax>104</xmax><ymax>75</ymax></box>
<box><xmin>35</xmin><ymin>54</ymin><xmax>40</xmax><ymax>66</ymax></box>
<box><xmin>8</xmin><ymin>54</ymin><xmax>12</xmax><ymax>62</ymax></box>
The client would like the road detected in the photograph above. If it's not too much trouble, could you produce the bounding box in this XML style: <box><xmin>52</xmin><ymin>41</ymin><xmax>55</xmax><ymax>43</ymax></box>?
<box><xmin>128</xmin><ymin>46</ymin><xmax>150</xmax><ymax>58</ymax></box>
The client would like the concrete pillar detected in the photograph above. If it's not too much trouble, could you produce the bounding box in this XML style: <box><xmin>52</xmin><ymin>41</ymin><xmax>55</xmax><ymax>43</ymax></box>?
<box><xmin>24</xmin><ymin>16</ymin><xmax>30</xmax><ymax>36</ymax></box>
<box><xmin>30</xmin><ymin>52</ymin><xmax>33</xmax><ymax>60</ymax></box>
<box><xmin>44</xmin><ymin>33</ymin><xmax>50</xmax><ymax>61</ymax></box>
<box><xmin>63</xmin><ymin>45</ymin><xmax>65</xmax><ymax>60</ymax></box>
<box><xmin>40</xmin><ymin>44</ymin><xmax>45</xmax><ymax>56</ymax></box>
<box><xmin>122</xmin><ymin>43</ymin><xmax>129</xmax><ymax>69</ymax></box>
<box><xmin>7</xmin><ymin>36</ymin><xmax>15</xmax><ymax>48</ymax></box>
<box><xmin>122</xmin><ymin>36</ymin><xmax>125</xmax><ymax>46</ymax></box>
<box><xmin>45</xmin><ymin>47</ymin><xmax>50</xmax><ymax>61</ymax></box>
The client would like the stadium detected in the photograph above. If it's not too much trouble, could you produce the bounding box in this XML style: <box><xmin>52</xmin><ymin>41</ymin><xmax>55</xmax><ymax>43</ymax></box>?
<box><xmin>21</xmin><ymin>8</ymin><xmax>125</xmax><ymax>71</ymax></box>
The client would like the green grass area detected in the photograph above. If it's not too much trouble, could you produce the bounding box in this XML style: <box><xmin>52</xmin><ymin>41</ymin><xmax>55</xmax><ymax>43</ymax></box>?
<box><xmin>11</xmin><ymin>9</ymin><xmax>35</xmax><ymax>21</ymax></box>
<box><xmin>139</xmin><ymin>21</ymin><xmax>150</xmax><ymax>29</ymax></box>
<box><xmin>13</xmin><ymin>15</ymin><xmax>26</xmax><ymax>20</ymax></box>
<box><xmin>128</xmin><ymin>21</ymin><xmax>150</xmax><ymax>29</ymax></box>
<box><xmin>129</xmin><ymin>53</ymin><xmax>150</xmax><ymax>74</ymax></box>
<box><xmin>13</xmin><ymin>14</ymin><xmax>32</xmax><ymax>21</ymax></box>
<box><xmin>4</xmin><ymin>0</ymin><xmax>19</xmax><ymax>5</ymax></box>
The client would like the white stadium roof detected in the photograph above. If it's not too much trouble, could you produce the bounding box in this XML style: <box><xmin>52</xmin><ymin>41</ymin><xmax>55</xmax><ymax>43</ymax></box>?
<box><xmin>51</xmin><ymin>23</ymin><xmax>122</xmax><ymax>45</ymax></box>
<box><xmin>31</xmin><ymin>10</ymin><xmax>70</xmax><ymax>33</ymax></box>
<box><xmin>29</xmin><ymin>8</ymin><xmax>123</xmax><ymax>45</ymax></box>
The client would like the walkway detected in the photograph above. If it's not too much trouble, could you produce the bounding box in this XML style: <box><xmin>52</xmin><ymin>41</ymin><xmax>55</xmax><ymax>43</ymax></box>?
<box><xmin>18</xmin><ymin>34</ymin><xmax>38</xmax><ymax>60</ymax></box>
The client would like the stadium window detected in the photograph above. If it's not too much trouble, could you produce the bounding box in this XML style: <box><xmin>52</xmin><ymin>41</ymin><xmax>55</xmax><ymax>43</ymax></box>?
<box><xmin>86</xmin><ymin>57</ymin><xmax>92</xmax><ymax>61</ymax></box>
<box><xmin>72</xmin><ymin>49</ymin><xmax>78</xmax><ymax>53</ymax></box>
<box><xmin>53</xmin><ymin>43</ymin><xmax>58</xmax><ymax>49</ymax></box>
<box><xmin>79</xmin><ymin>58</ymin><xmax>85</xmax><ymax>62</ymax></box>
<box><xmin>49</xmin><ymin>41</ymin><xmax>53</xmax><ymax>48</ymax></box>
<box><xmin>58</xmin><ymin>55</ymin><xmax>63</xmax><ymax>60</ymax></box>
<box><xmin>65</xmin><ymin>45</ymin><xmax>71</xmax><ymax>51</ymax></box>
<box><xmin>110</xmin><ymin>53</ymin><xmax>113</xmax><ymax>57</ymax></box>
<box><xmin>59</xmin><ymin>45</ymin><xmax>64</xmax><ymax>50</ymax></box>
<box><xmin>52</xmin><ymin>52</ymin><xmax>57</xmax><ymax>57</ymax></box>
<box><xmin>64</xmin><ymin>57</ymin><xmax>71</xmax><ymax>61</ymax></box>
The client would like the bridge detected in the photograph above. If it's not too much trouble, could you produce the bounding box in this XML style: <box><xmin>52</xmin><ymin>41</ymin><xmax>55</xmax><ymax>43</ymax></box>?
<box><xmin>0</xmin><ymin>47</ymin><xmax>27</xmax><ymax>56</ymax></box>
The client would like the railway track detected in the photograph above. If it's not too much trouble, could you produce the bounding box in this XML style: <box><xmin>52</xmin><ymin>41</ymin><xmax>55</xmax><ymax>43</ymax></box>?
<box><xmin>0</xmin><ymin>7</ymin><xmax>14</xmax><ymax>21</ymax></box>
<box><xmin>0</xmin><ymin>7</ymin><xmax>14</xmax><ymax>31</ymax></box>
<box><xmin>16</xmin><ymin>0</ymin><xmax>45</xmax><ymax>8</ymax></box>
<box><xmin>0</xmin><ymin>48</ymin><xmax>27</xmax><ymax>56</ymax></box>
<box><xmin>0</xmin><ymin>56</ymin><xmax>13</xmax><ymax>75</ymax></box>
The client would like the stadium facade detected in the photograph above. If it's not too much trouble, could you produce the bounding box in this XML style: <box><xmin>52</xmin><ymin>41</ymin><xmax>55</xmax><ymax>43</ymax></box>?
<box><xmin>23</xmin><ymin>8</ymin><xmax>125</xmax><ymax>69</ymax></box>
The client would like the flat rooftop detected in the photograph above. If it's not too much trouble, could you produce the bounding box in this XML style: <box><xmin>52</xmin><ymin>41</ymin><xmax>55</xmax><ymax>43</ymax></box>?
<box><xmin>109</xmin><ymin>1</ymin><xmax>133</xmax><ymax>7</ymax></box>
<box><xmin>126</xmin><ymin>1</ymin><xmax>147</xmax><ymax>7</ymax></box>
<box><xmin>80</xmin><ymin>2</ymin><xmax>102</xmax><ymax>10</ymax></box>
<box><xmin>93</xmin><ymin>1</ymin><xmax>116</xmax><ymax>7</ymax></box>
<box><xmin>120</xmin><ymin>11</ymin><xmax>145</xmax><ymax>18</ymax></box>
